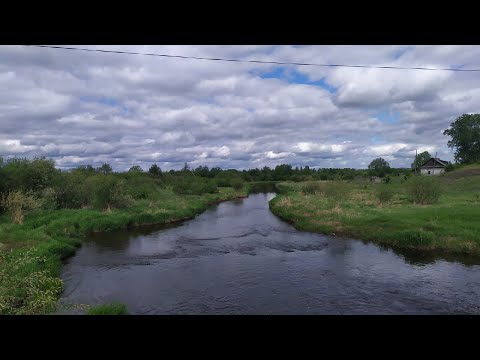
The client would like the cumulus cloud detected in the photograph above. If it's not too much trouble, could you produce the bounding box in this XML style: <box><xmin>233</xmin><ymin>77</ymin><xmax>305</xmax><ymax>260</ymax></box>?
<box><xmin>1</xmin><ymin>45</ymin><xmax>479</xmax><ymax>170</ymax></box>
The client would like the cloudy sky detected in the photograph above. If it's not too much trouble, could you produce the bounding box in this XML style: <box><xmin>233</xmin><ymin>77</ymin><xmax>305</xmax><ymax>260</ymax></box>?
<box><xmin>1</xmin><ymin>45</ymin><xmax>479</xmax><ymax>171</ymax></box>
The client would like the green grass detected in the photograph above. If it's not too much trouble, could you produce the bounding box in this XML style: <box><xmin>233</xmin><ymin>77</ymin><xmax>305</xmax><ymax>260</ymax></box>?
<box><xmin>269</xmin><ymin>167</ymin><xmax>480</xmax><ymax>255</ymax></box>
<box><xmin>0</xmin><ymin>186</ymin><xmax>248</xmax><ymax>315</ymax></box>
<box><xmin>87</xmin><ymin>303</ymin><xmax>129</xmax><ymax>315</ymax></box>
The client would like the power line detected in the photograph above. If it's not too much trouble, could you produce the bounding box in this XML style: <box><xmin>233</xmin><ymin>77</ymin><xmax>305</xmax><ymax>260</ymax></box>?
<box><xmin>24</xmin><ymin>45</ymin><xmax>480</xmax><ymax>72</ymax></box>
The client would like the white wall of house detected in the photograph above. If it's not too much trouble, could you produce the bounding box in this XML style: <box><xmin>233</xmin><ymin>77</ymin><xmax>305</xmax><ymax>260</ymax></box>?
<box><xmin>421</xmin><ymin>167</ymin><xmax>445</xmax><ymax>175</ymax></box>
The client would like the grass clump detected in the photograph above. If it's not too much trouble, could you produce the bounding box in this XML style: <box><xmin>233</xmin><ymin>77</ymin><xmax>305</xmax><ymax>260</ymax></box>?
<box><xmin>376</xmin><ymin>185</ymin><xmax>394</xmax><ymax>203</ymax></box>
<box><xmin>322</xmin><ymin>181</ymin><xmax>351</xmax><ymax>202</ymax></box>
<box><xmin>406</xmin><ymin>176</ymin><xmax>442</xmax><ymax>204</ymax></box>
<box><xmin>391</xmin><ymin>230</ymin><xmax>435</xmax><ymax>247</ymax></box>
<box><xmin>301</xmin><ymin>181</ymin><xmax>322</xmax><ymax>195</ymax></box>
<box><xmin>87</xmin><ymin>302</ymin><xmax>129</xmax><ymax>315</ymax></box>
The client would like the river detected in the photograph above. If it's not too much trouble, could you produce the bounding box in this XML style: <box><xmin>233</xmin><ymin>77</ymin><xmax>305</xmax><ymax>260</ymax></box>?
<box><xmin>58</xmin><ymin>189</ymin><xmax>480</xmax><ymax>314</ymax></box>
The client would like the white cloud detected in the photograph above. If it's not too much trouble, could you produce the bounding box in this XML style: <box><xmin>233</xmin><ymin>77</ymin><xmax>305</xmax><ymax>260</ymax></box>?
<box><xmin>1</xmin><ymin>45</ymin><xmax>479</xmax><ymax>169</ymax></box>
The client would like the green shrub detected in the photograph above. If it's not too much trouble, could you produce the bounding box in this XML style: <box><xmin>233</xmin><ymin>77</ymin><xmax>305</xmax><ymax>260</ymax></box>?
<box><xmin>55</xmin><ymin>172</ymin><xmax>91</xmax><ymax>209</ymax></box>
<box><xmin>172</xmin><ymin>179</ymin><xmax>191</xmax><ymax>195</ymax></box>
<box><xmin>444</xmin><ymin>163</ymin><xmax>455</xmax><ymax>172</ymax></box>
<box><xmin>86</xmin><ymin>176</ymin><xmax>134</xmax><ymax>210</ymax></box>
<box><xmin>191</xmin><ymin>179</ymin><xmax>218</xmax><ymax>195</ymax></box>
<box><xmin>230</xmin><ymin>178</ymin><xmax>244</xmax><ymax>191</ymax></box>
<box><xmin>109</xmin><ymin>180</ymin><xmax>135</xmax><ymax>209</ymax></box>
<box><xmin>406</xmin><ymin>176</ymin><xmax>443</xmax><ymax>204</ymax></box>
<box><xmin>173</xmin><ymin>178</ymin><xmax>218</xmax><ymax>195</ymax></box>
<box><xmin>87</xmin><ymin>303</ymin><xmax>129</xmax><ymax>315</ymax></box>
<box><xmin>214</xmin><ymin>176</ymin><xmax>231</xmax><ymax>187</ymax></box>
<box><xmin>383</xmin><ymin>175</ymin><xmax>391</xmax><ymax>184</ymax></box>
<box><xmin>40</xmin><ymin>187</ymin><xmax>59</xmax><ymax>210</ymax></box>
<box><xmin>122</xmin><ymin>174</ymin><xmax>157</xmax><ymax>199</ymax></box>
<box><xmin>0</xmin><ymin>191</ymin><xmax>43</xmax><ymax>224</ymax></box>
<box><xmin>376</xmin><ymin>185</ymin><xmax>394</xmax><ymax>203</ymax></box>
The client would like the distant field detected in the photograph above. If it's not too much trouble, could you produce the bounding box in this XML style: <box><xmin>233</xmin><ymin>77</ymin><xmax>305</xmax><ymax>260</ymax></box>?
<box><xmin>269</xmin><ymin>165</ymin><xmax>480</xmax><ymax>255</ymax></box>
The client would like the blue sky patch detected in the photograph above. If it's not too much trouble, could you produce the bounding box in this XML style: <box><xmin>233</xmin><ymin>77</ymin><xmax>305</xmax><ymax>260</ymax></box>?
<box><xmin>391</xmin><ymin>46</ymin><xmax>414</xmax><ymax>60</ymax></box>
<box><xmin>80</xmin><ymin>96</ymin><xmax>130</xmax><ymax>115</ymax></box>
<box><xmin>370</xmin><ymin>136</ymin><xmax>387</xmax><ymax>144</ymax></box>
<box><xmin>256</xmin><ymin>67</ymin><xmax>337</xmax><ymax>93</ymax></box>
<box><xmin>376</xmin><ymin>110</ymin><xmax>400</xmax><ymax>124</ymax></box>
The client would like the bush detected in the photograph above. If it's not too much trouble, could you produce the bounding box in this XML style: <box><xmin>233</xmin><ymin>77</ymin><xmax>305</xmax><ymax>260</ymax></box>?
<box><xmin>40</xmin><ymin>187</ymin><xmax>59</xmax><ymax>210</ymax></box>
<box><xmin>173</xmin><ymin>178</ymin><xmax>218</xmax><ymax>195</ymax></box>
<box><xmin>0</xmin><ymin>191</ymin><xmax>43</xmax><ymax>224</ymax></box>
<box><xmin>191</xmin><ymin>179</ymin><xmax>218</xmax><ymax>195</ymax></box>
<box><xmin>87</xmin><ymin>303</ymin><xmax>129</xmax><ymax>315</ymax></box>
<box><xmin>109</xmin><ymin>180</ymin><xmax>135</xmax><ymax>209</ymax></box>
<box><xmin>122</xmin><ymin>174</ymin><xmax>157</xmax><ymax>199</ymax></box>
<box><xmin>376</xmin><ymin>185</ymin><xmax>394</xmax><ymax>203</ymax></box>
<box><xmin>55</xmin><ymin>172</ymin><xmax>91</xmax><ymax>209</ymax></box>
<box><xmin>406</xmin><ymin>176</ymin><xmax>443</xmax><ymax>204</ymax></box>
<box><xmin>86</xmin><ymin>176</ymin><xmax>134</xmax><ymax>211</ymax></box>
<box><xmin>214</xmin><ymin>176</ymin><xmax>232</xmax><ymax>187</ymax></box>
<box><xmin>230</xmin><ymin>178</ymin><xmax>244</xmax><ymax>191</ymax></box>
<box><xmin>383</xmin><ymin>175</ymin><xmax>391</xmax><ymax>184</ymax></box>
<box><xmin>444</xmin><ymin>163</ymin><xmax>455</xmax><ymax>172</ymax></box>
<box><xmin>301</xmin><ymin>181</ymin><xmax>322</xmax><ymax>195</ymax></box>
<box><xmin>290</xmin><ymin>175</ymin><xmax>303</xmax><ymax>183</ymax></box>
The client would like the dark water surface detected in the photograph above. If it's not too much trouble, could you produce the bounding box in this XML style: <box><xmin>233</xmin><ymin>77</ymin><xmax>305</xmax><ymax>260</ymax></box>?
<box><xmin>59</xmin><ymin>191</ymin><xmax>480</xmax><ymax>314</ymax></box>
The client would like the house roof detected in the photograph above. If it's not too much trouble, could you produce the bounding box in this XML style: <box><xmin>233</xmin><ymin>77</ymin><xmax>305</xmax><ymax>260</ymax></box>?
<box><xmin>420</xmin><ymin>157</ymin><xmax>449</xmax><ymax>168</ymax></box>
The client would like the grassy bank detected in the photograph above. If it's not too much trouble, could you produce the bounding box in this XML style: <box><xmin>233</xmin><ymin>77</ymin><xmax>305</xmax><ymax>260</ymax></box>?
<box><xmin>269</xmin><ymin>166</ymin><xmax>480</xmax><ymax>255</ymax></box>
<box><xmin>0</xmin><ymin>186</ymin><xmax>247</xmax><ymax>315</ymax></box>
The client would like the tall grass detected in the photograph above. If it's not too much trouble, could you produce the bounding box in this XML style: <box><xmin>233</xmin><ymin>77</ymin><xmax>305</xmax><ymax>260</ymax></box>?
<box><xmin>87</xmin><ymin>303</ymin><xmax>129</xmax><ymax>315</ymax></box>
<box><xmin>406</xmin><ymin>176</ymin><xmax>443</xmax><ymax>204</ymax></box>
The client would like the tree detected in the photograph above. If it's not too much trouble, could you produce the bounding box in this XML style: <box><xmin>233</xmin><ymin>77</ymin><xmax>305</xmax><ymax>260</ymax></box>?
<box><xmin>443</xmin><ymin>114</ymin><xmax>480</xmax><ymax>164</ymax></box>
<box><xmin>97</xmin><ymin>163</ymin><xmax>113</xmax><ymax>175</ymax></box>
<box><xmin>411</xmin><ymin>151</ymin><xmax>431</xmax><ymax>173</ymax></box>
<box><xmin>128</xmin><ymin>165</ymin><xmax>143</xmax><ymax>173</ymax></box>
<box><xmin>368</xmin><ymin>157</ymin><xmax>391</xmax><ymax>177</ymax></box>
<box><xmin>148</xmin><ymin>164</ymin><xmax>162</xmax><ymax>177</ymax></box>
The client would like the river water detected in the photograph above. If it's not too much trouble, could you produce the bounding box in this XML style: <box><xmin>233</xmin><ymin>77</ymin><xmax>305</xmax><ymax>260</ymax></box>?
<box><xmin>58</xmin><ymin>190</ymin><xmax>480</xmax><ymax>314</ymax></box>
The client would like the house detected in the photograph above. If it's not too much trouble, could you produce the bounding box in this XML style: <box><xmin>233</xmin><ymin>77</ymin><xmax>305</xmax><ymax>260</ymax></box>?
<box><xmin>369</xmin><ymin>176</ymin><xmax>382</xmax><ymax>183</ymax></box>
<box><xmin>420</xmin><ymin>158</ymin><xmax>449</xmax><ymax>175</ymax></box>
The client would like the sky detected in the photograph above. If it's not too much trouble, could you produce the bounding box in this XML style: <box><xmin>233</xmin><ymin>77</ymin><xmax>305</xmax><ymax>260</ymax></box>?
<box><xmin>1</xmin><ymin>45</ymin><xmax>480</xmax><ymax>171</ymax></box>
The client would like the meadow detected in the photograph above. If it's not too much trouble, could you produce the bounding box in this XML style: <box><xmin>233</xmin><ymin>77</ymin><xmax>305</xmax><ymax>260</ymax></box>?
<box><xmin>270</xmin><ymin>165</ymin><xmax>480</xmax><ymax>255</ymax></box>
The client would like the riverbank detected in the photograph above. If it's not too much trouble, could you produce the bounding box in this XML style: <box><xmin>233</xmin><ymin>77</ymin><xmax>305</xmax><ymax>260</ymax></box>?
<box><xmin>269</xmin><ymin>169</ymin><xmax>480</xmax><ymax>255</ymax></box>
<box><xmin>0</xmin><ymin>186</ymin><xmax>247</xmax><ymax>315</ymax></box>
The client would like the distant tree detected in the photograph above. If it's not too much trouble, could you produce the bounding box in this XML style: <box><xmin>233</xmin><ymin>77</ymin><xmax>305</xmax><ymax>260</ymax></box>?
<box><xmin>182</xmin><ymin>163</ymin><xmax>190</xmax><ymax>172</ymax></box>
<box><xmin>411</xmin><ymin>151</ymin><xmax>432</xmax><ymax>173</ymax></box>
<box><xmin>444</xmin><ymin>114</ymin><xmax>480</xmax><ymax>164</ymax></box>
<box><xmin>128</xmin><ymin>165</ymin><xmax>143</xmax><ymax>173</ymax></box>
<box><xmin>368</xmin><ymin>157</ymin><xmax>391</xmax><ymax>177</ymax></box>
<box><xmin>193</xmin><ymin>166</ymin><xmax>210</xmax><ymax>178</ymax></box>
<box><xmin>97</xmin><ymin>163</ymin><xmax>113</xmax><ymax>175</ymax></box>
<box><xmin>0</xmin><ymin>156</ymin><xmax>58</xmax><ymax>193</ymax></box>
<box><xmin>148</xmin><ymin>164</ymin><xmax>162</xmax><ymax>177</ymax></box>
<box><xmin>74</xmin><ymin>165</ymin><xmax>96</xmax><ymax>174</ymax></box>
